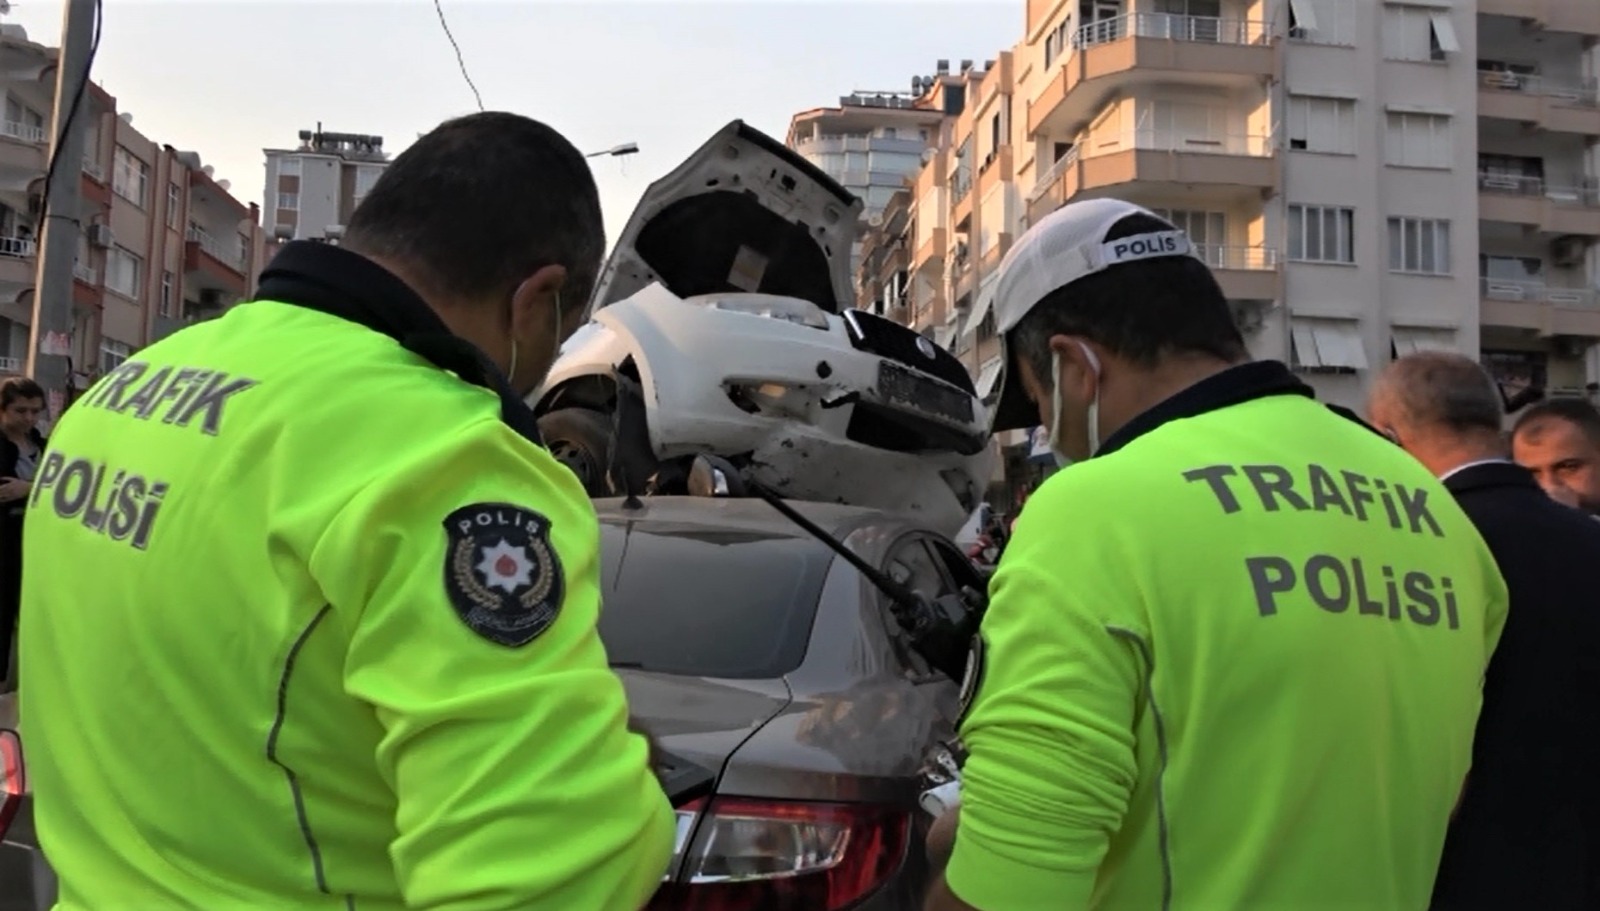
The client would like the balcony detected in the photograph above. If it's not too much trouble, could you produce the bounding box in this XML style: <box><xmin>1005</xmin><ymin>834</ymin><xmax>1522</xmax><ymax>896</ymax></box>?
<box><xmin>1479</xmin><ymin>0</ymin><xmax>1600</xmax><ymax>37</ymax></box>
<box><xmin>1026</xmin><ymin>133</ymin><xmax>1277</xmax><ymax>224</ymax></box>
<box><xmin>913</xmin><ymin>226</ymin><xmax>947</xmax><ymax>273</ymax></box>
<box><xmin>1478</xmin><ymin>69</ymin><xmax>1600</xmax><ymax>137</ymax></box>
<box><xmin>0</xmin><ymin>356</ymin><xmax>20</xmax><ymax>375</ymax></box>
<box><xmin>184</xmin><ymin>226</ymin><xmax>247</xmax><ymax>297</ymax></box>
<box><xmin>0</xmin><ymin>120</ymin><xmax>44</xmax><ymax>146</ymax></box>
<box><xmin>1479</xmin><ymin>277</ymin><xmax>1600</xmax><ymax>337</ymax></box>
<box><xmin>0</xmin><ymin>236</ymin><xmax>34</xmax><ymax>298</ymax></box>
<box><xmin>1196</xmin><ymin>244</ymin><xmax>1280</xmax><ymax>300</ymax></box>
<box><xmin>1477</xmin><ymin>171</ymin><xmax>1600</xmax><ymax>236</ymax></box>
<box><xmin>1029</xmin><ymin>12</ymin><xmax>1274</xmax><ymax>139</ymax></box>
<box><xmin>81</xmin><ymin>155</ymin><xmax>104</xmax><ymax>182</ymax></box>
<box><xmin>72</xmin><ymin>261</ymin><xmax>95</xmax><ymax>285</ymax></box>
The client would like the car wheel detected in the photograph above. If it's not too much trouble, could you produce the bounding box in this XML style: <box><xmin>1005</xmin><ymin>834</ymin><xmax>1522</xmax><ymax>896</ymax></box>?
<box><xmin>538</xmin><ymin>407</ymin><xmax>614</xmax><ymax>495</ymax></box>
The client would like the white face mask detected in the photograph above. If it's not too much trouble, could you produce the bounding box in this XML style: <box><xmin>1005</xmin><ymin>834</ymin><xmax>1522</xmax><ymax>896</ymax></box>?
<box><xmin>1045</xmin><ymin>342</ymin><xmax>1102</xmax><ymax>466</ymax></box>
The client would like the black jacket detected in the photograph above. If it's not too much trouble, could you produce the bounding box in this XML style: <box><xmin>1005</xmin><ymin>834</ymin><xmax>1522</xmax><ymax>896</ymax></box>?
<box><xmin>0</xmin><ymin>427</ymin><xmax>45</xmax><ymax>480</ymax></box>
<box><xmin>1431</xmin><ymin>461</ymin><xmax>1600</xmax><ymax>910</ymax></box>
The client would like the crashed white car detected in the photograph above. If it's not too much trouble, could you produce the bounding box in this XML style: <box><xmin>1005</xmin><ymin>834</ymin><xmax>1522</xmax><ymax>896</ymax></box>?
<box><xmin>531</xmin><ymin>120</ymin><xmax>993</xmax><ymax>535</ymax></box>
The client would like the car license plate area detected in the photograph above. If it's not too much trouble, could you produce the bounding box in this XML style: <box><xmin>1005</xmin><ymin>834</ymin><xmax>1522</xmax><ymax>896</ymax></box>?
<box><xmin>877</xmin><ymin>362</ymin><xmax>974</xmax><ymax>424</ymax></box>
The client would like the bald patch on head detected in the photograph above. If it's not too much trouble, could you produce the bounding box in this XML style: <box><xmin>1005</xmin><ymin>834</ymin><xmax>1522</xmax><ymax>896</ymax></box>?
<box><xmin>1371</xmin><ymin>351</ymin><xmax>1504</xmax><ymax>436</ymax></box>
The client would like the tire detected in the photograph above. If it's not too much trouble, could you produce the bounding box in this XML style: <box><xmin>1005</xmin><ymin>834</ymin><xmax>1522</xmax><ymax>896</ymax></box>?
<box><xmin>538</xmin><ymin>407</ymin><xmax>615</xmax><ymax>496</ymax></box>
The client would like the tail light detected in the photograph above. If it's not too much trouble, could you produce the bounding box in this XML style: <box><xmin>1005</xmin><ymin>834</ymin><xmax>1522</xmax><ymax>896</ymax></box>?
<box><xmin>0</xmin><ymin>729</ymin><xmax>23</xmax><ymax>842</ymax></box>
<box><xmin>648</xmin><ymin>796</ymin><xmax>910</xmax><ymax>911</ymax></box>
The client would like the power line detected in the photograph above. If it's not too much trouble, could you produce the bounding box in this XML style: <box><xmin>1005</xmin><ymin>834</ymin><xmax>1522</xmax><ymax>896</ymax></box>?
<box><xmin>431</xmin><ymin>0</ymin><xmax>483</xmax><ymax>112</ymax></box>
<box><xmin>38</xmin><ymin>0</ymin><xmax>103</xmax><ymax>224</ymax></box>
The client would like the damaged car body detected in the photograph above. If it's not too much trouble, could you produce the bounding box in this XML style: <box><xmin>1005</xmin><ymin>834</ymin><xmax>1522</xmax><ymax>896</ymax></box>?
<box><xmin>532</xmin><ymin>120</ymin><xmax>994</xmax><ymax>536</ymax></box>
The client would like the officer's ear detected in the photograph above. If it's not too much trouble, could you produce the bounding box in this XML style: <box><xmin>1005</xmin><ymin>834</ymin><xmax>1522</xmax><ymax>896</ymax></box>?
<box><xmin>508</xmin><ymin>264</ymin><xmax>567</xmax><ymax>336</ymax></box>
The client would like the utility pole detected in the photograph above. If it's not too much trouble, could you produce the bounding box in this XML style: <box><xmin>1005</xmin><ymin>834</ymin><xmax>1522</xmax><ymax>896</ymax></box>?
<box><xmin>26</xmin><ymin>0</ymin><xmax>96</xmax><ymax>431</ymax></box>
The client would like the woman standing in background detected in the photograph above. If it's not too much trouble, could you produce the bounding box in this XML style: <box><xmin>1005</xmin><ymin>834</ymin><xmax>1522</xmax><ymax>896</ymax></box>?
<box><xmin>0</xmin><ymin>376</ymin><xmax>46</xmax><ymax>693</ymax></box>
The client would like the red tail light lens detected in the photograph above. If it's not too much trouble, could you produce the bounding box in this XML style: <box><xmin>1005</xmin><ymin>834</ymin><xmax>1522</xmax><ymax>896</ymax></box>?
<box><xmin>648</xmin><ymin>796</ymin><xmax>909</xmax><ymax>911</ymax></box>
<box><xmin>0</xmin><ymin>729</ymin><xmax>24</xmax><ymax>841</ymax></box>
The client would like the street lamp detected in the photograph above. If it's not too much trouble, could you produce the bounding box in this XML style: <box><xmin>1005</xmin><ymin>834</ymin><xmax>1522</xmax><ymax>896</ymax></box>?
<box><xmin>586</xmin><ymin>142</ymin><xmax>639</xmax><ymax>159</ymax></box>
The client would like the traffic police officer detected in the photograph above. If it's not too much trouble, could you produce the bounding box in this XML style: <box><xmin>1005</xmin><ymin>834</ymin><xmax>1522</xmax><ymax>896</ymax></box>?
<box><xmin>925</xmin><ymin>199</ymin><xmax>1508</xmax><ymax>911</ymax></box>
<box><xmin>19</xmin><ymin>113</ymin><xmax>675</xmax><ymax>909</ymax></box>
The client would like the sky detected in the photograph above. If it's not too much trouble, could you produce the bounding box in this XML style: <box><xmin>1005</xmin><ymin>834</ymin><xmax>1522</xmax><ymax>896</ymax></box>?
<box><xmin>5</xmin><ymin>0</ymin><xmax>1021</xmax><ymax>245</ymax></box>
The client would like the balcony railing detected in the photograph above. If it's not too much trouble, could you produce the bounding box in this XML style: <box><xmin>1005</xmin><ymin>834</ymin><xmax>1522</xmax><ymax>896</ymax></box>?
<box><xmin>1029</xmin><ymin>146</ymin><xmax>1083</xmax><ymax>202</ymax></box>
<box><xmin>0</xmin><ymin>236</ymin><xmax>35</xmax><ymax>258</ymax></box>
<box><xmin>187</xmin><ymin>227</ymin><xmax>245</xmax><ymax>270</ymax></box>
<box><xmin>1072</xmin><ymin>12</ymin><xmax>1270</xmax><ymax>52</ymax></box>
<box><xmin>0</xmin><ymin>120</ymin><xmax>45</xmax><ymax>144</ymax></box>
<box><xmin>1478</xmin><ymin>69</ymin><xmax>1600</xmax><ymax>107</ymax></box>
<box><xmin>1195</xmin><ymin>244</ymin><xmax>1279</xmax><ymax>270</ymax></box>
<box><xmin>1480</xmin><ymin>277</ymin><xmax>1599</xmax><ymax>308</ymax></box>
<box><xmin>1477</xmin><ymin>171</ymin><xmax>1600</xmax><ymax>206</ymax></box>
<box><xmin>73</xmin><ymin>261</ymin><xmax>94</xmax><ymax>283</ymax></box>
<box><xmin>1097</xmin><ymin>130</ymin><xmax>1275</xmax><ymax>157</ymax></box>
<box><xmin>0</xmin><ymin>357</ymin><xmax>20</xmax><ymax>374</ymax></box>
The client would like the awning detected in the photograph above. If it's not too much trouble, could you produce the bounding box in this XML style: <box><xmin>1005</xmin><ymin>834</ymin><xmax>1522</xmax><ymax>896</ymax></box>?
<box><xmin>1392</xmin><ymin>327</ymin><xmax>1457</xmax><ymax>357</ymax></box>
<box><xmin>1288</xmin><ymin>0</ymin><xmax>1319</xmax><ymax>31</ymax></box>
<box><xmin>975</xmin><ymin>357</ymin><xmax>1004</xmax><ymax>400</ymax></box>
<box><xmin>933</xmin><ymin>323</ymin><xmax>957</xmax><ymax>350</ymax></box>
<box><xmin>1291</xmin><ymin>318</ymin><xmax>1369</xmax><ymax>370</ymax></box>
<box><xmin>962</xmin><ymin>284</ymin><xmax>997</xmax><ymax>340</ymax></box>
<box><xmin>1429</xmin><ymin>12</ymin><xmax>1460</xmax><ymax>54</ymax></box>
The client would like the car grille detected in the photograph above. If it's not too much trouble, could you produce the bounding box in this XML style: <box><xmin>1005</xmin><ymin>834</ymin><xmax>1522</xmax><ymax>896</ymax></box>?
<box><xmin>842</xmin><ymin>310</ymin><xmax>977</xmax><ymax>395</ymax></box>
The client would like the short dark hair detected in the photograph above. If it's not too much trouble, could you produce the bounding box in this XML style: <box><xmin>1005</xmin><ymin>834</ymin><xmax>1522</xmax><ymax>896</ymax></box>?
<box><xmin>1009</xmin><ymin>213</ymin><xmax>1247</xmax><ymax>379</ymax></box>
<box><xmin>1513</xmin><ymin>397</ymin><xmax>1600</xmax><ymax>446</ymax></box>
<box><xmin>0</xmin><ymin>376</ymin><xmax>43</xmax><ymax>409</ymax></box>
<box><xmin>1374</xmin><ymin>351</ymin><xmax>1503</xmax><ymax>434</ymax></box>
<box><xmin>343</xmin><ymin>112</ymin><xmax>603</xmax><ymax>310</ymax></box>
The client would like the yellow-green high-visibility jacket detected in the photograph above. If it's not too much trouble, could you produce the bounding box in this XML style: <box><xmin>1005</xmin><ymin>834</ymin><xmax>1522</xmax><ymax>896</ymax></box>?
<box><xmin>946</xmin><ymin>362</ymin><xmax>1508</xmax><ymax>911</ymax></box>
<box><xmin>18</xmin><ymin>242</ymin><xmax>675</xmax><ymax>910</ymax></box>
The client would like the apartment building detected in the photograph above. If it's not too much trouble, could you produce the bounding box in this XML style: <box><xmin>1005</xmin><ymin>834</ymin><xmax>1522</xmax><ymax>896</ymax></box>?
<box><xmin>859</xmin><ymin>0</ymin><xmax>1600</xmax><ymax>433</ymax></box>
<box><xmin>0</xmin><ymin>20</ymin><xmax>266</xmax><ymax>386</ymax></box>
<box><xmin>787</xmin><ymin>65</ymin><xmax>970</xmax><ymax>275</ymax></box>
<box><xmin>263</xmin><ymin>129</ymin><xmax>389</xmax><ymax>243</ymax></box>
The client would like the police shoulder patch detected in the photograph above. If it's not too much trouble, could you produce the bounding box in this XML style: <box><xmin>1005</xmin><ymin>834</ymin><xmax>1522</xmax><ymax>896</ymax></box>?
<box><xmin>442</xmin><ymin>503</ymin><xmax>564</xmax><ymax>648</ymax></box>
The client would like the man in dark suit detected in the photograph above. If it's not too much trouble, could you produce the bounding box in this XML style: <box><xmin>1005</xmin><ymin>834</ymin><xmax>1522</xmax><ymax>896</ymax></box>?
<box><xmin>1370</xmin><ymin>351</ymin><xmax>1600</xmax><ymax>910</ymax></box>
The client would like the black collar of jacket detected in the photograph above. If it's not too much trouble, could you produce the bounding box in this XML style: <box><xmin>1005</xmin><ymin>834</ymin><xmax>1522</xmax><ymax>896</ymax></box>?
<box><xmin>1442</xmin><ymin>460</ymin><xmax>1540</xmax><ymax>496</ymax></box>
<box><xmin>253</xmin><ymin>241</ymin><xmax>544</xmax><ymax>445</ymax></box>
<box><xmin>1096</xmin><ymin>360</ymin><xmax>1383</xmax><ymax>458</ymax></box>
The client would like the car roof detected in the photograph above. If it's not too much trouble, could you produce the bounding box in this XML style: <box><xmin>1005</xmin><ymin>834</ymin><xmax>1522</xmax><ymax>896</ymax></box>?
<box><xmin>592</xmin><ymin>496</ymin><xmax>906</xmax><ymax>540</ymax></box>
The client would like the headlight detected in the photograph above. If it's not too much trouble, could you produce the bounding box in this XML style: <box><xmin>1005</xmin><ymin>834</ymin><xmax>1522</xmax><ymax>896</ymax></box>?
<box><xmin>695</xmin><ymin>294</ymin><xmax>831</xmax><ymax>331</ymax></box>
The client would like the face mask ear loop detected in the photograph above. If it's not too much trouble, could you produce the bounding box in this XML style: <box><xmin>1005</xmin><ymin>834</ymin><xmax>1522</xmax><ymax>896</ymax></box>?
<box><xmin>1079</xmin><ymin>342</ymin><xmax>1102</xmax><ymax>456</ymax></box>
<box><xmin>1047</xmin><ymin>349</ymin><xmax>1065</xmax><ymax>458</ymax></box>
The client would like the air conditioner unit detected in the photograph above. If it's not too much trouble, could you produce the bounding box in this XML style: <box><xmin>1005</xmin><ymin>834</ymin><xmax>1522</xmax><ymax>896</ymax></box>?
<box><xmin>1551</xmin><ymin>235</ymin><xmax>1587</xmax><ymax>267</ymax></box>
<box><xmin>87</xmin><ymin>223</ymin><xmax>113</xmax><ymax>248</ymax></box>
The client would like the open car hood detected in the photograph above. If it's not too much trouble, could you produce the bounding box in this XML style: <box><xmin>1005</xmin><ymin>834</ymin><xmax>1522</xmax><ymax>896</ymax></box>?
<box><xmin>588</xmin><ymin>120</ymin><xmax>863</xmax><ymax>317</ymax></box>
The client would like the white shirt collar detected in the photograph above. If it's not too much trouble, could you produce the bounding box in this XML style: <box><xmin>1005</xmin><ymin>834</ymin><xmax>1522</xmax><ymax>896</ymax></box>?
<box><xmin>1437</xmin><ymin>458</ymin><xmax>1514</xmax><ymax>483</ymax></box>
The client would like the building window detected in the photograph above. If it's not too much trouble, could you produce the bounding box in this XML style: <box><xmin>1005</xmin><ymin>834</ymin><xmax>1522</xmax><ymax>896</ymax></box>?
<box><xmin>1287</xmin><ymin>204</ymin><xmax>1355</xmax><ymax>264</ymax></box>
<box><xmin>1385</xmin><ymin>112</ymin><xmax>1452</xmax><ymax>169</ymax></box>
<box><xmin>1387</xmin><ymin>217</ymin><xmax>1451</xmax><ymax>275</ymax></box>
<box><xmin>1382</xmin><ymin>4</ymin><xmax>1460</xmax><ymax>62</ymax></box>
<box><xmin>353</xmin><ymin>165</ymin><xmax>383</xmax><ymax>202</ymax></box>
<box><xmin>1286</xmin><ymin>95</ymin><xmax>1356</xmax><ymax>154</ymax></box>
<box><xmin>1288</xmin><ymin>0</ymin><xmax>1357</xmax><ymax>45</ymax></box>
<box><xmin>3</xmin><ymin>96</ymin><xmax>45</xmax><ymax>142</ymax></box>
<box><xmin>277</xmin><ymin>192</ymin><xmax>299</xmax><ymax>211</ymax></box>
<box><xmin>159</xmin><ymin>270</ymin><xmax>173</xmax><ymax>317</ymax></box>
<box><xmin>1154</xmin><ymin>209</ymin><xmax>1227</xmax><ymax>263</ymax></box>
<box><xmin>112</xmin><ymin>146</ymin><xmax>149</xmax><ymax>207</ymax></box>
<box><xmin>278</xmin><ymin>157</ymin><xmax>301</xmax><ymax>178</ymax></box>
<box><xmin>98</xmin><ymin>339</ymin><xmax>131</xmax><ymax>374</ymax></box>
<box><xmin>1290</xmin><ymin>319</ymin><xmax>1369</xmax><ymax>372</ymax></box>
<box><xmin>105</xmin><ymin>245</ymin><xmax>142</xmax><ymax>298</ymax></box>
<box><xmin>166</xmin><ymin>182</ymin><xmax>181</xmax><ymax>228</ymax></box>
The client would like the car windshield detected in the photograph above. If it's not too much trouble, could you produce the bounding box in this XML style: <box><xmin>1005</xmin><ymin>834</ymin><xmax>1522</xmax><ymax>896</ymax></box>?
<box><xmin>596</xmin><ymin>521</ymin><xmax>834</xmax><ymax>679</ymax></box>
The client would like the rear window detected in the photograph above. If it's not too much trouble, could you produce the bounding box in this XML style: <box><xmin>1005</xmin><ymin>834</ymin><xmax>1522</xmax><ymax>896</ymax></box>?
<box><xmin>596</xmin><ymin>523</ymin><xmax>834</xmax><ymax>679</ymax></box>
